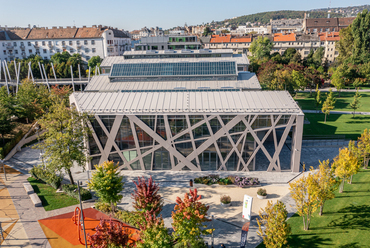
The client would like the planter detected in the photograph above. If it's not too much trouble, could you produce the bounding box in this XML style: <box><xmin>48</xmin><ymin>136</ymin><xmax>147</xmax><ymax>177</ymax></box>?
<box><xmin>221</xmin><ymin>202</ymin><xmax>231</xmax><ymax>207</ymax></box>
<box><xmin>257</xmin><ymin>194</ymin><xmax>267</xmax><ymax>199</ymax></box>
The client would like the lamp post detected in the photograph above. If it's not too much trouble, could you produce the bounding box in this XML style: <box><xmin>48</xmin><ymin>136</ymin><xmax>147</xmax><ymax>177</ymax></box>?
<box><xmin>75</xmin><ymin>181</ymin><xmax>88</xmax><ymax>248</ymax></box>
<box><xmin>211</xmin><ymin>215</ymin><xmax>214</xmax><ymax>248</ymax></box>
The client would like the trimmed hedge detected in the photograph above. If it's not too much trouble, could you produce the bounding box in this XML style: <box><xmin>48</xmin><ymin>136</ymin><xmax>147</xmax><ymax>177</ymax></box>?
<box><xmin>0</xmin><ymin>130</ymin><xmax>23</xmax><ymax>159</ymax></box>
<box><xmin>29</xmin><ymin>166</ymin><xmax>62</xmax><ymax>189</ymax></box>
<box><xmin>62</xmin><ymin>184</ymin><xmax>92</xmax><ymax>201</ymax></box>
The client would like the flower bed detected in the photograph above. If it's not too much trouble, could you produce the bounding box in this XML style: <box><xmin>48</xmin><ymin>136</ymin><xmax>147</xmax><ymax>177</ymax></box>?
<box><xmin>194</xmin><ymin>175</ymin><xmax>259</xmax><ymax>188</ymax></box>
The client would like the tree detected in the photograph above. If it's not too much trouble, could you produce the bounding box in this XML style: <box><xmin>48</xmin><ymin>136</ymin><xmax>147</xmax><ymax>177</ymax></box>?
<box><xmin>311</xmin><ymin>160</ymin><xmax>337</xmax><ymax>216</ymax></box>
<box><xmin>332</xmin><ymin>147</ymin><xmax>359</xmax><ymax>193</ymax></box>
<box><xmin>202</xmin><ymin>27</ymin><xmax>212</xmax><ymax>36</ymax></box>
<box><xmin>171</xmin><ymin>188</ymin><xmax>213</xmax><ymax>247</ymax></box>
<box><xmin>321</xmin><ymin>89</ymin><xmax>336</xmax><ymax>123</ymax></box>
<box><xmin>356</xmin><ymin>129</ymin><xmax>370</xmax><ymax>169</ymax></box>
<box><xmin>257</xmin><ymin>200</ymin><xmax>290</xmax><ymax>248</ymax></box>
<box><xmin>315</xmin><ymin>85</ymin><xmax>322</xmax><ymax>113</ymax></box>
<box><xmin>249</xmin><ymin>36</ymin><xmax>273</xmax><ymax>60</ymax></box>
<box><xmin>87</xmin><ymin>218</ymin><xmax>132</xmax><ymax>248</ymax></box>
<box><xmin>136</xmin><ymin>212</ymin><xmax>172</xmax><ymax>248</ymax></box>
<box><xmin>35</xmin><ymin>99</ymin><xmax>90</xmax><ymax>185</ymax></box>
<box><xmin>336</xmin><ymin>26</ymin><xmax>354</xmax><ymax>64</ymax></box>
<box><xmin>282</xmin><ymin>48</ymin><xmax>297</xmax><ymax>64</ymax></box>
<box><xmin>16</xmin><ymin>79</ymin><xmax>50</xmax><ymax>123</ymax></box>
<box><xmin>331</xmin><ymin>65</ymin><xmax>346</xmax><ymax>97</ymax></box>
<box><xmin>312</xmin><ymin>47</ymin><xmax>325</xmax><ymax>69</ymax></box>
<box><xmin>0</xmin><ymin>101</ymin><xmax>14</xmax><ymax>145</ymax></box>
<box><xmin>87</xmin><ymin>56</ymin><xmax>102</xmax><ymax>75</ymax></box>
<box><xmin>289</xmin><ymin>171</ymin><xmax>318</xmax><ymax>230</ymax></box>
<box><xmin>350</xmin><ymin>90</ymin><xmax>362</xmax><ymax>117</ymax></box>
<box><xmin>132</xmin><ymin>176</ymin><xmax>163</xmax><ymax>216</ymax></box>
<box><xmin>292</xmin><ymin>69</ymin><xmax>308</xmax><ymax>90</ymax></box>
<box><xmin>88</xmin><ymin>161</ymin><xmax>124</xmax><ymax>212</ymax></box>
<box><xmin>351</xmin><ymin>9</ymin><xmax>370</xmax><ymax>64</ymax></box>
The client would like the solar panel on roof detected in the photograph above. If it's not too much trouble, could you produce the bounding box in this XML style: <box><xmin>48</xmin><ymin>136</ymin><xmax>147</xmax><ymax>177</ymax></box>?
<box><xmin>109</xmin><ymin>61</ymin><xmax>237</xmax><ymax>78</ymax></box>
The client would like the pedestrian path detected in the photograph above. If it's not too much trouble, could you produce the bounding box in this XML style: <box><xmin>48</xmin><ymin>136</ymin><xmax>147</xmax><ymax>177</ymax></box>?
<box><xmin>303</xmin><ymin>109</ymin><xmax>370</xmax><ymax>115</ymax></box>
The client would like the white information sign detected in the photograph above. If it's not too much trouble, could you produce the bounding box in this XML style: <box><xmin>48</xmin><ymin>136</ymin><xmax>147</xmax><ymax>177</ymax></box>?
<box><xmin>242</xmin><ymin>195</ymin><xmax>253</xmax><ymax>220</ymax></box>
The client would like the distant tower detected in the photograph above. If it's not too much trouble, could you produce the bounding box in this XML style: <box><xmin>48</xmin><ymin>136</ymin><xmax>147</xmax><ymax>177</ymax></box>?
<box><xmin>328</xmin><ymin>0</ymin><xmax>331</xmax><ymax>18</ymax></box>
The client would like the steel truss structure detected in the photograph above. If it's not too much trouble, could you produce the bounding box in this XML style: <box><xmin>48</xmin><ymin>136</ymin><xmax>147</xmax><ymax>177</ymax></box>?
<box><xmin>86</xmin><ymin>113</ymin><xmax>303</xmax><ymax>172</ymax></box>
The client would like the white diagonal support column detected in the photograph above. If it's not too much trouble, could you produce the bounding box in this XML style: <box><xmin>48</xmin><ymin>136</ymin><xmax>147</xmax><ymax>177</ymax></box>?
<box><xmin>291</xmin><ymin>114</ymin><xmax>304</xmax><ymax>172</ymax></box>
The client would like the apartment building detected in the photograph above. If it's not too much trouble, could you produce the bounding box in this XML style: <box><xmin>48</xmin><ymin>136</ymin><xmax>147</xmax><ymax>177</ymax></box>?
<box><xmin>303</xmin><ymin>15</ymin><xmax>355</xmax><ymax>34</ymax></box>
<box><xmin>204</xmin><ymin>32</ymin><xmax>340</xmax><ymax>63</ymax></box>
<box><xmin>0</xmin><ymin>25</ymin><xmax>131</xmax><ymax>62</ymax></box>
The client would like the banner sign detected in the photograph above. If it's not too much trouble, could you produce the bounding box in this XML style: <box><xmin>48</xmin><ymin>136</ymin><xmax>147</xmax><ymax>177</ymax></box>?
<box><xmin>242</xmin><ymin>195</ymin><xmax>253</xmax><ymax>220</ymax></box>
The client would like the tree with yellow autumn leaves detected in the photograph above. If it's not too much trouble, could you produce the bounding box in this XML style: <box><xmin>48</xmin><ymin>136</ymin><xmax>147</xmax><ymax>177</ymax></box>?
<box><xmin>257</xmin><ymin>200</ymin><xmax>291</xmax><ymax>248</ymax></box>
<box><xmin>289</xmin><ymin>168</ymin><xmax>318</xmax><ymax>231</ymax></box>
<box><xmin>332</xmin><ymin>147</ymin><xmax>359</xmax><ymax>193</ymax></box>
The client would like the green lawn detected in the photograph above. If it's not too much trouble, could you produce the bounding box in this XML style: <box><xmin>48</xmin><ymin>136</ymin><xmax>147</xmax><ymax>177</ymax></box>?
<box><xmin>258</xmin><ymin>169</ymin><xmax>370</xmax><ymax>247</ymax></box>
<box><xmin>27</xmin><ymin>177</ymin><xmax>79</xmax><ymax>211</ymax></box>
<box><xmin>303</xmin><ymin>113</ymin><xmax>369</xmax><ymax>140</ymax></box>
<box><xmin>295</xmin><ymin>92</ymin><xmax>370</xmax><ymax>112</ymax></box>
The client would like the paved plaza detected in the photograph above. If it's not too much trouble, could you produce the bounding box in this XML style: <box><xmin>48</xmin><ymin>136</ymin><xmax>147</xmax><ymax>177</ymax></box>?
<box><xmin>1</xmin><ymin>142</ymin><xmax>345</xmax><ymax>247</ymax></box>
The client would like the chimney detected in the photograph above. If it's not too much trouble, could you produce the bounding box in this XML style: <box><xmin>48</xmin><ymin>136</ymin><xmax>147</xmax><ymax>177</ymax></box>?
<box><xmin>82</xmin><ymin>25</ymin><xmax>86</xmax><ymax>28</ymax></box>
<box><xmin>92</xmin><ymin>25</ymin><xmax>97</xmax><ymax>28</ymax></box>
<box><xmin>66</xmin><ymin>26</ymin><xmax>71</xmax><ymax>28</ymax></box>
<box><xmin>73</xmin><ymin>26</ymin><xmax>76</xmax><ymax>28</ymax></box>
<box><xmin>59</xmin><ymin>26</ymin><xmax>63</xmax><ymax>29</ymax></box>
<box><xmin>52</xmin><ymin>26</ymin><xmax>57</xmax><ymax>29</ymax></box>
<box><xmin>98</xmin><ymin>25</ymin><xmax>102</xmax><ymax>28</ymax></box>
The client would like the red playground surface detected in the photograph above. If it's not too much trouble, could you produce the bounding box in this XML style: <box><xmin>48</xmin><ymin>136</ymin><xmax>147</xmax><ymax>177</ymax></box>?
<box><xmin>38</xmin><ymin>207</ymin><xmax>139</xmax><ymax>247</ymax></box>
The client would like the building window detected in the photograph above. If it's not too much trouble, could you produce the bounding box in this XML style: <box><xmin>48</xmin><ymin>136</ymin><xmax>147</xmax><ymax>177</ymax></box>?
<box><xmin>84</xmin><ymin>40</ymin><xmax>88</xmax><ymax>45</ymax></box>
<box><xmin>86</xmin><ymin>56</ymin><xmax>90</xmax><ymax>60</ymax></box>
<box><xmin>36</xmin><ymin>49</ymin><xmax>40</xmax><ymax>54</ymax></box>
<box><xmin>15</xmin><ymin>50</ymin><xmax>18</xmax><ymax>54</ymax></box>
<box><xmin>62</xmin><ymin>41</ymin><xmax>65</xmax><ymax>46</ymax></box>
<box><xmin>35</xmin><ymin>41</ymin><xmax>38</xmax><ymax>46</ymax></box>
<box><xmin>44</xmin><ymin>57</ymin><xmax>47</xmax><ymax>60</ymax></box>
<box><xmin>43</xmin><ymin>49</ymin><xmax>47</xmax><ymax>53</ymax></box>
<box><xmin>70</xmin><ymin>48</ymin><xmax>74</xmax><ymax>53</ymax></box>
<box><xmin>13</xmin><ymin>42</ymin><xmax>17</xmax><ymax>46</ymax></box>
<box><xmin>85</xmin><ymin>48</ymin><xmax>89</xmax><ymax>53</ymax></box>
<box><xmin>56</xmin><ymin>49</ymin><xmax>60</xmax><ymax>53</ymax></box>
<box><xmin>77</xmin><ymin>40</ymin><xmax>80</xmax><ymax>45</ymax></box>
<box><xmin>28</xmin><ymin>42</ymin><xmax>31</xmax><ymax>46</ymax></box>
<box><xmin>91</xmin><ymin>40</ymin><xmax>95</xmax><ymax>45</ymax></box>
<box><xmin>48</xmin><ymin>41</ymin><xmax>52</xmax><ymax>46</ymax></box>
<box><xmin>42</xmin><ymin>41</ymin><xmax>45</xmax><ymax>46</ymax></box>
<box><xmin>3</xmin><ymin>50</ymin><xmax>6</xmax><ymax>55</ymax></box>
<box><xmin>28</xmin><ymin>49</ymin><xmax>32</xmax><ymax>53</ymax></box>
<box><xmin>69</xmin><ymin>41</ymin><xmax>73</xmax><ymax>45</ymax></box>
<box><xmin>92</xmin><ymin>48</ymin><xmax>96</xmax><ymax>53</ymax></box>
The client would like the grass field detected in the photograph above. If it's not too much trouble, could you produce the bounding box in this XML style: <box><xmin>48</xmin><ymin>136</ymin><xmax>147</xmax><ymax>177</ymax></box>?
<box><xmin>303</xmin><ymin>113</ymin><xmax>369</xmax><ymax>140</ymax></box>
<box><xmin>27</xmin><ymin>177</ymin><xmax>79</xmax><ymax>211</ymax></box>
<box><xmin>295</xmin><ymin>92</ymin><xmax>370</xmax><ymax>112</ymax></box>
<box><xmin>257</xmin><ymin>169</ymin><xmax>370</xmax><ymax>247</ymax></box>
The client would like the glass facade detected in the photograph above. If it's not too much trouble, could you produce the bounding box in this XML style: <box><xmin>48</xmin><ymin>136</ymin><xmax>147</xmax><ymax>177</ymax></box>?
<box><xmin>88</xmin><ymin>114</ymin><xmax>294</xmax><ymax>171</ymax></box>
<box><xmin>124</xmin><ymin>53</ymin><xmax>223</xmax><ymax>59</ymax></box>
<box><xmin>110</xmin><ymin>62</ymin><xmax>237</xmax><ymax>78</ymax></box>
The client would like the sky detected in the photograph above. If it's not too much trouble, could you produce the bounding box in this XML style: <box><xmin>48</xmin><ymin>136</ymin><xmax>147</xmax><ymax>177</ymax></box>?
<box><xmin>0</xmin><ymin>0</ymin><xmax>368</xmax><ymax>31</ymax></box>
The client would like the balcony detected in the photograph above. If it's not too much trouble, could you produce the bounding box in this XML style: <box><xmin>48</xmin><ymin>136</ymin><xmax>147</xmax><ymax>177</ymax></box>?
<box><xmin>21</xmin><ymin>52</ymin><xmax>26</xmax><ymax>57</ymax></box>
<box><xmin>76</xmin><ymin>44</ymin><xmax>82</xmax><ymax>48</ymax></box>
<box><xmin>62</xmin><ymin>44</ymin><xmax>67</xmax><ymax>48</ymax></box>
<box><xmin>6</xmin><ymin>44</ymin><xmax>14</xmax><ymax>49</ymax></box>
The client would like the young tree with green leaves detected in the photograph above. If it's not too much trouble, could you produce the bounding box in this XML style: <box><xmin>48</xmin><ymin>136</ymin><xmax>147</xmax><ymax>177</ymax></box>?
<box><xmin>257</xmin><ymin>200</ymin><xmax>291</xmax><ymax>248</ymax></box>
<box><xmin>332</xmin><ymin>147</ymin><xmax>359</xmax><ymax>193</ymax></box>
<box><xmin>350</xmin><ymin>90</ymin><xmax>362</xmax><ymax>117</ymax></box>
<box><xmin>0</xmin><ymin>101</ymin><xmax>15</xmax><ymax>145</ymax></box>
<box><xmin>87</xmin><ymin>56</ymin><xmax>102</xmax><ymax>75</ymax></box>
<box><xmin>16</xmin><ymin>79</ymin><xmax>50</xmax><ymax>123</ymax></box>
<box><xmin>172</xmin><ymin>188</ymin><xmax>213</xmax><ymax>247</ymax></box>
<box><xmin>35</xmin><ymin>99</ymin><xmax>90</xmax><ymax>185</ymax></box>
<box><xmin>289</xmin><ymin>170</ymin><xmax>318</xmax><ymax>230</ymax></box>
<box><xmin>88</xmin><ymin>161</ymin><xmax>124</xmax><ymax>212</ymax></box>
<box><xmin>249</xmin><ymin>36</ymin><xmax>273</xmax><ymax>61</ymax></box>
<box><xmin>321</xmin><ymin>89</ymin><xmax>336</xmax><ymax>123</ymax></box>
<box><xmin>351</xmin><ymin>9</ymin><xmax>370</xmax><ymax>64</ymax></box>
<box><xmin>311</xmin><ymin>160</ymin><xmax>337</xmax><ymax>216</ymax></box>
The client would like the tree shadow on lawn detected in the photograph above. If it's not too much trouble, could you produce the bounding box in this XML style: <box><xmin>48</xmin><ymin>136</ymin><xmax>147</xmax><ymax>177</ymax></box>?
<box><xmin>327</xmin><ymin>204</ymin><xmax>370</xmax><ymax>230</ymax></box>
<box><xmin>346</xmin><ymin>116</ymin><xmax>370</xmax><ymax>124</ymax></box>
<box><xmin>338</xmin><ymin>242</ymin><xmax>362</xmax><ymax>248</ymax></box>
<box><xmin>288</xmin><ymin>234</ymin><xmax>333</xmax><ymax>248</ymax></box>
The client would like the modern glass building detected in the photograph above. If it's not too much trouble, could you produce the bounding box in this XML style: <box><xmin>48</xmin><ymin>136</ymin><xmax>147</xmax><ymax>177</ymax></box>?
<box><xmin>71</xmin><ymin>50</ymin><xmax>304</xmax><ymax>172</ymax></box>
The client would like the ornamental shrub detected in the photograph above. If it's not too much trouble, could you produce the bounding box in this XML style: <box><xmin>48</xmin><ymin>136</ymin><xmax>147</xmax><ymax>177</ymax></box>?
<box><xmin>172</xmin><ymin>188</ymin><xmax>213</xmax><ymax>247</ymax></box>
<box><xmin>88</xmin><ymin>161</ymin><xmax>124</xmax><ymax>212</ymax></box>
<box><xmin>29</xmin><ymin>165</ymin><xmax>62</xmax><ymax>189</ymax></box>
<box><xmin>220</xmin><ymin>195</ymin><xmax>231</xmax><ymax>204</ymax></box>
<box><xmin>87</xmin><ymin>218</ymin><xmax>131</xmax><ymax>248</ymax></box>
<box><xmin>132</xmin><ymin>176</ymin><xmax>163</xmax><ymax>216</ymax></box>
<box><xmin>257</xmin><ymin>188</ymin><xmax>267</xmax><ymax>196</ymax></box>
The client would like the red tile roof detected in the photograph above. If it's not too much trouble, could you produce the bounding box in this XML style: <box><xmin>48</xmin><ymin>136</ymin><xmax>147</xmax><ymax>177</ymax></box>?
<box><xmin>273</xmin><ymin>33</ymin><xmax>296</xmax><ymax>42</ymax></box>
<box><xmin>230</xmin><ymin>37</ymin><xmax>252</xmax><ymax>43</ymax></box>
<box><xmin>318</xmin><ymin>32</ymin><xmax>340</xmax><ymax>41</ymax></box>
<box><xmin>210</xmin><ymin>34</ymin><xmax>231</xmax><ymax>43</ymax></box>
